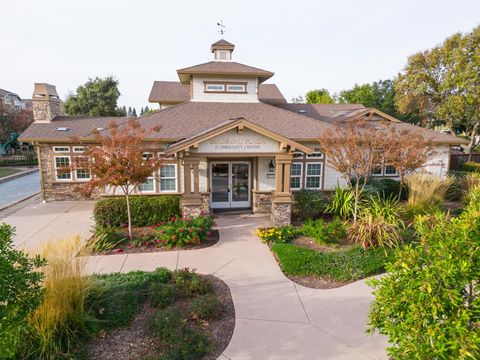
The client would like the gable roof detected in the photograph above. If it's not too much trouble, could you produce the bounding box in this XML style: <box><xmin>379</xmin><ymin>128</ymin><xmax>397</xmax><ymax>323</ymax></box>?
<box><xmin>148</xmin><ymin>81</ymin><xmax>286</xmax><ymax>104</ymax></box>
<box><xmin>177</xmin><ymin>61</ymin><xmax>274</xmax><ymax>84</ymax></box>
<box><xmin>165</xmin><ymin>118</ymin><xmax>312</xmax><ymax>155</ymax></box>
<box><xmin>211</xmin><ymin>39</ymin><xmax>235</xmax><ymax>52</ymax></box>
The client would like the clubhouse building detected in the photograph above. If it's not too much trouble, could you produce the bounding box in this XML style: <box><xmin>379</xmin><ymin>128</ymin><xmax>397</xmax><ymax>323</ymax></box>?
<box><xmin>19</xmin><ymin>39</ymin><xmax>466</xmax><ymax>225</ymax></box>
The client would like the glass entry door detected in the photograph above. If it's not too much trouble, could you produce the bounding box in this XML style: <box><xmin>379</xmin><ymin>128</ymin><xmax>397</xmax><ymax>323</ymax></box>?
<box><xmin>211</xmin><ymin>161</ymin><xmax>251</xmax><ymax>209</ymax></box>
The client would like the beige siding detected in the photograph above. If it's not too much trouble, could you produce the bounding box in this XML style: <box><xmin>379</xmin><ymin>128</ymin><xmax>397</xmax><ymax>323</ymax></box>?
<box><xmin>191</xmin><ymin>76</ymin><xmax>259</xmax><ymax>103</ymax></box>
<box><xmin>423</xmin><ymin>144</ymin><xmax>450</xmax><ymax>177</ymax></box>
<box><xmin>257</xmin><ymin>156</ymin><xmax>275</xmax><ymax>191</ymax></box>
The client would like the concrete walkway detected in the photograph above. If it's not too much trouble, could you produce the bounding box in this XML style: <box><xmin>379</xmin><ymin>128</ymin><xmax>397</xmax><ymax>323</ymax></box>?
<box><xmin>85</xmin><ymin>213</ymin><xmax>388</xmax><ymax>360</ymax></box>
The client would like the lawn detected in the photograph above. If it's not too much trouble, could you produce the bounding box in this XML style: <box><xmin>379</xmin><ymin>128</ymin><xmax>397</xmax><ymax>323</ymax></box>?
<box><xmin>0</xmin><ymin>167</ymin><xmax>22</xmax><ymax>178</ymax></box>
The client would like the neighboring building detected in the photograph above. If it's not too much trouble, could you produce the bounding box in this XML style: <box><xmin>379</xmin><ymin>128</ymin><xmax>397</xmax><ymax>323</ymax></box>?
<box><xmin>0</xmin><ymin>88</ymin><xmax>27</xmax><ymax>111</ymax></box>
<box><xmin>19</xmin><ymin>39</ymin><xmax>467</xmax><ymax>225</ymax></box>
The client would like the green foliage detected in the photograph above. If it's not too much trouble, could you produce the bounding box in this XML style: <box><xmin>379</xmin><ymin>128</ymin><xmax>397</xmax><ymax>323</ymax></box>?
<box><xmin>367</xmin><ymin>189</ymin><xmax>480</xmax><ymax>359</ymax></box>
<box><xmin>188</xmin><ymin>294</ymin><xmax>221</xmax><ymax>320</ymax></box>
<box><xmin>64</xmin><ymin>76</ymin><xmax>126</xmax><ymax>116</ymax></box>
<box><xmin>272</xmin><ymin>243</ymin><xmax>391</xmax><ymax>282</ymax></box>
<box><xmin>153</xmin><ymin>215</ymin><xmax>215</xmax><ymax>248</ymax></box>
<box><xmin>300</xmin><ymin>218</ymin><xmax>346</xmax><ymax>245</ymax></box>
<box><xmin>325</xmin><ymin>186</ymin><xmax>355</xmax><ymax>219</ymax></box>
<box><xmin>148</xmin><ymin>307</ymin><xmax>184</xmax><ymax>342</ymax></box>
<box><xmin>172</xmin><ymin>269</ymin><xmax>213</xmax><ymax>298</ymax></box>
<box><xmin>149</xmin><ymin>283</ymin><xmax>175</xmax><ymax>309</ymax></box>
<box><xmin>90</xmin><ymin>226</ymin><xmax>127</xmax><ymax>252</ymax></box>
<box><xmin>0</xmin><ymin>158</ymin><xmax>38</xmax><ymax>167</ymax></box>
<box><xmin>0</xmin><ymin>224</ymin><xmax>46</xmax><ymax>358</ymax></box>
<box><xmin>255</xmin><ymin>225</ymin><xmax>298</xmax><ymax>243</ymax></box>
<box><xmin>463</xmin><ymin>161</ymin><xmax>480</xmax><ymax>173</ymax></box>
<box><xmin>87</xmin><ymin>268</ymin><xmax>172</xmax><ymax>328</ymax></box>
<box><xmin>367</xmin><ymin>178</ymin><xmax>405</xmax><ymax>200</ymax></box>
<box><xmin>292</xmin><ymin>189</ymin><xmax>329</xmax><ymax>221</ymax></box>
<box><xmin>94</xmin><ymin>195</ymin><xmax>181</xmax><ymax>228</ymax></box>
<box><xmin>306</xmin><ymin>89</ymin><xmax>335</xmax><ymax>104</ymax></box>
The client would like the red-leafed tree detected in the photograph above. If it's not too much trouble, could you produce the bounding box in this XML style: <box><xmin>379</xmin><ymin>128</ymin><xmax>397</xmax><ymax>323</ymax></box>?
<box><xmin>71</xmin><ymin>119</ymin><xmax>162</xmax><ymax>238</ymax></box>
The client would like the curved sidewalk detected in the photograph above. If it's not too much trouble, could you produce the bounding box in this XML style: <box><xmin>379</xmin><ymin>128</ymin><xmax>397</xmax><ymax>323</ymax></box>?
<box><xmin>85</xmin><ymin>214</ymin><xmax>388</xmax><ymax>360</ymax></box>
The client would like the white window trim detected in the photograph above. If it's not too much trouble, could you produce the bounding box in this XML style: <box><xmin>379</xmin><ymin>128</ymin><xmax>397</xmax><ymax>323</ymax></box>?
<box><xmin>53</xmin><ymin>146</ymin><xmax>70</xmax><ymax>153</ymax></box>
<box><xmin>75</xmin><ymin>169</ymin><xmax>91</xmax><ymax>182</ymax></box>
<box><xmin>306</xmin><ymin>151</ymin><xmax>324</xmax><ymax>159</ymax></box>
<box><xmin>142</xmin><ymin>152</ymin><xmax>153</xmax><ymax>160</ymax></box>
<box><xmin>73</xmin><ymin>146</ymin><xmax>85</xmax><ymax>153</ymax></box>
<box><xmin>226</xmin><ymin>84</ymin><xmax>246</xmax><ymax>92</ymax></box>
<box><xmin>206</xmin><ymin>84</ymin><xmax>225</xmax><ymax>92</ymax></box>
<box><xmin>305</xmin><ymin>162</ymin><xmax>322</xmax><ymax>190</ymax></box>
<box><xmin>293</xmin><ymin>151</ymin><xmax>304</xmax><ymax>159</ymax></box>
<box><xmin>290</xmin><ymin>162</ymin><xmax>303</xmax><ymax>191</ymax></box>
<box><xmin>54</xmin><ymin>156</ymin><xmax>72</xmax><ymax>182</ymax></box>
<box><xmin>384</xmin><ymin>165</ymin><xmax>398</xmax><ymax>176</ymax></box>
<box><xmin>159</xmin><ymin>163</ymin><xmax>178</xmax><ymax>193</ymax></box>
<box><xmin>138</xmin><ymin>174</ymin><xmax>156</xmax><ymax>193</ymax></box>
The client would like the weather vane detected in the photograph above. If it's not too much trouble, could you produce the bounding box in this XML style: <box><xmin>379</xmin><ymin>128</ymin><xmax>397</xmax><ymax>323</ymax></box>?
<box><xmin>217</xmin><ymin>21</ymin><xmax>226</xmax><ymax>36</ymax></box>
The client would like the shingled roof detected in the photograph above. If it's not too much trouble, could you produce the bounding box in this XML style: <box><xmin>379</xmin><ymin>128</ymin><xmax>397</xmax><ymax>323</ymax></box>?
<box><xmin>148</xmin><ymin>81</ymin><xmax>286</xmax><ymax>104</ymax></box>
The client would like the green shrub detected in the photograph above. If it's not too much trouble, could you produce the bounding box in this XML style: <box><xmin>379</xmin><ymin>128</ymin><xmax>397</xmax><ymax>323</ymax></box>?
<box><xmin>0</xmin><ymin>224</ymin><xmax>46</xmax><ymax>358</ymax></box>
<box><xmin>255</xmin><ymin>225</ymin><xmax>297</xmax><ymax>243</ymax></box>
<box><xmin>149</xmin><ymin>307</ymin><xmax>184</xmax><ymax>342</ymax></box>
<box><xmin>90</xmin><ymin>226</ymin><xmax>127</xmax><ymax>252</ymax></box>
<box><xmin>149</xmin><ymin>283</ymin><xmax>175</xmax><ymax>309</ymax></box>
<box><xmin>462</xmin><ymin>161</ymin><xmax>480</xmax><ymax>173</ymax></box>
<box><xmin>188</xmin><ymin>294</ymin><xmax>221</xmax><ymax>320</ymax></box>
<box><xmin>153</xmin><ymin>215</ymin><xmax>215</xmax><ymax>248</ymax></box>
<box><xmin>0</xmin><ymin>159</ymin><xmax>38</xmax><ymax>167</ymax></box>
<box><xmin>272</xmin><ymin>243</ymin><xmax>391</xmax><ymax>282</ymax></box>
<box><xmin>87</xmin><ymin>268</ymin><xmax>172</xmax><ymax>328</ymax></box>
<box><xmin>367</xmin><ymin>178</ymin><xmax>405</xmax><ymax>200</ymax></box>
<box><xmin>172</xmin><ymin>269</ymin><xmax>212</xmax><ymax>298</ymax></box>
<box><xmin>94</xmin><ymin>195</ymin><xmax>181</xmax><ymax>228</ymax></box>
<box><xmin>300</xmin><ymin>218</ymin><xmax>346</xmax><ymax>245</ymax></box>
<box><xmin>367</xmin><ymin>189</ymin><xmax>480</xmax><ymax>359</ymax></box>
<box><xmin>292</xmin><ymin>189</ymin><xmax>329</xmax><ymax>221</ymax></box>
<box><xmin>325</xmin><ymin>186</ymin><xmax>355</xmax><ymax>219</ymax></box>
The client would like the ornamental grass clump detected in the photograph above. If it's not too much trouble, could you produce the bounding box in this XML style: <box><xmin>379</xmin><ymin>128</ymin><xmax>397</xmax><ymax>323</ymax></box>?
<box><xmin>325</xmin><ymin>186</ymin><xmax>355</xmax><ymax>219</ymax></box>
<box><xmin>404</xmin><ymin>173</ymin><xmax>454</xmax><ymax>217</ymax></box>
<box><xmin>19</xmin><ymin>236</ymin><xmax>92</xmax><ymax>358</ymax></box>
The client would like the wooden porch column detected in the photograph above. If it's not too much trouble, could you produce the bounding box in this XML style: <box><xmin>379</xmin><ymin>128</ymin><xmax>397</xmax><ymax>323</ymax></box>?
<box><xmin>181</xmin><ymin>156</ymin><xmax>202</xmax><ymax>217</ymax></box>
<box><xmin>273</xmin><ymin>153</ymin><xmax>293</xmax><ymax>198</ymax></box>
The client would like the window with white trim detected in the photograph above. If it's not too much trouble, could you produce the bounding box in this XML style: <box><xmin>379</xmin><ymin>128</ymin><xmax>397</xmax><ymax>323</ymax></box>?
<box><xmin>54</xmin><ymin>156</ymin><xmax>71</xmax><ymax>181</ymax></box>
<box><xmin>73</xmin><ymin>146</ymin><xmax>85</xmax><ymax>153</ymax></box>
<box><xmin>371</xmin><ymin>166</ymin><xmax>383</xmax><ymax>176</ymax></box>
<box><xmin>138</xmin><ymin>175</ymin><xmax>155</xmax><ymax>193</ymax></box>
<box><xmin>290</xmin><ymin>163</ymin><xmax>303</xmax><ymax>190</ymax></box>
<box><xmin>306</xmin><ymin>151</ymin><xmax>323</xmax><ymax>159</ymax></box>
<box><xmin>53</xmin><ymin>146</ymin><xmax>70</xmax><ymax>153</ymax></box>
<box><xmin>159</xmin><ymin>164</ymin><xmax>177</xmax><ymax>192</ymax></box>
<box><xmin>226</xmin><ymin>84</ymin><xmax>246</xmax><ymax>92</ymax></box>
<box><xmin>205</xmin><ymin>84</ymin><xmax>225</xmax><ymax>92</ymax></box>
<box><xmin>74</xmin><ymin>156</ymin><xmax>90</xmax><ymax>181</ymax></box>
<box><xmin>293</xmin><ymin>151</ymin><xmax>304</xmax><ymax>159</ymax></box>
<box><xmin>305</xmin><ymin>163</ymin><xmax>322</xmax><ymax>189</ymax></box>
<box><xmin>142</xmin><ymin>152</ymin><xmax>153</xmax><ymax>160</ymax></box>
<box><xmin>384</xmin><ymin>165</ymin><xmax>398</xmax><ymax>176</ymax></box>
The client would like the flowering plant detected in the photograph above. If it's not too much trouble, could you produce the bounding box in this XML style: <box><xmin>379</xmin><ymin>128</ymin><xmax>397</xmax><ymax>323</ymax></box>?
<box><xmin>255</xmin><ymin>225</ymin><xmax>297</xmax><ymax>243</ymax></box>
<box><xmin>152</xmin><ymin>215</ymin><xmax>216</xmax><ymax>248</ymax></box>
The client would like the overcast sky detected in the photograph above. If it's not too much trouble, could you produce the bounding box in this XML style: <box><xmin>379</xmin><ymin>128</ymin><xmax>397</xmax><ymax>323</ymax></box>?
<box><xmin>1</xmin><ymin>0</ymin><xmax>479</xmax><ymax>111</ymax></box>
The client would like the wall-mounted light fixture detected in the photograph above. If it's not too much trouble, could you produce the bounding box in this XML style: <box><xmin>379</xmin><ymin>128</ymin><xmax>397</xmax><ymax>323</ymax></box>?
<box><xmin>268</xmin><ymin>159</ymin><xmax>275</xmax><ymax>173</ymax></box>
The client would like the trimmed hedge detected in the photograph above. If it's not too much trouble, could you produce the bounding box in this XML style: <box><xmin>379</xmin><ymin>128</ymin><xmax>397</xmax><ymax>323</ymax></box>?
<box><xmin>0</xmin><ymin>159</ymin><xmax>38</xmax><ymax>167</ymax></box>
<box><xmin>271</xmin><ymin>243</ymin><xmax>392</xmax><ymax>282</ymax></box>
<box><xmin>463</xmin><ymin>161</ymin><xmax>480</xmax><ymax>173</ymax></box>
<box><xmin>94</xmin><ymin>195</ymin><xmax>181</xmax><ymax>228</ymax></box>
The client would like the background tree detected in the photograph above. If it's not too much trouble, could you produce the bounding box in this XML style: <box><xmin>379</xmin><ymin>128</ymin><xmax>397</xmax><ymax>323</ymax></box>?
<box><xmin>395</xmin><ymin>26</ymin><xmax>480</xmax><ymax>152</ymax></box>
<box><xmin>318</xmin><ymin>119</ymin><xmax>390</xmax><ymax>221</ymax></box>
<box><xmin>306</xmin><ymin>89</ymin><xmax>335</xmax><ymax>104</ymax></box>
<box><xmin>338</xmin><ymin>83</ymin><xmax>375</xmax><ymax>106</ymax></box>
<box><xmin>71</xmin><ymin>119</ymin><xmax>162</xmax><ymax>238</ymax></box>
<box><xmin>291</xmin><ymin>95</ymin><xmax>305</xmax><ymax>103</ymax></box>
<box><xmin>64</xmin><ymin>76</ymin><xmax>127</xmax><ymax>117</ymax></box>
<box><xmin>131</xmin><ymin>108</ymin><xmax>137</xmax><ymax>117</ymax></box>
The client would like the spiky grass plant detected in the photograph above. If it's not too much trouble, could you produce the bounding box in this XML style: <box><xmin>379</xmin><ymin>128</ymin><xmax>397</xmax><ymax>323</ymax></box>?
<box><xmin>20</xmin><ymin>236</ymin><xmax>92</xmax><ymax>359</ymax></box>
<box><xmin>325</xmin><ymin>186</ymin><xmax>356</xmax><ymax>219</ymax></box>
<box><xmin>460</xmin><ymin>172</ymin><xmax>480</xmax><ymax>204</ymax></box>
<box><xmin>404</xmin><ymin>173</ymin><xmax>454</xmax><ymax>217</ymax></box>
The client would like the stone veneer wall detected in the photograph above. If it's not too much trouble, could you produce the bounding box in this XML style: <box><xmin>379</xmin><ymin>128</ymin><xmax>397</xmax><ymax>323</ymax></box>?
<box><xmin>38</xmin><ymin>144</ymin><xmax>101</xmax><ymax>201</ymax></box>
<box><xmin>200</xmin><ymin>192</ymin><xmax>211</xmax><ymax>214</ymax></box>
<box><xmin>253</xmin><ymin>191</ymin><xmax>272</xmax><ymax>213</ymax></box>
<box><xmin>271</xmin><ymin>202</ymin><xmax>292</xmax><ymax>226</ymax></box>
<box><xmin>32</xmin><ymin>99</ymin><xmax>63</xmax><ymax>122</ymax></box>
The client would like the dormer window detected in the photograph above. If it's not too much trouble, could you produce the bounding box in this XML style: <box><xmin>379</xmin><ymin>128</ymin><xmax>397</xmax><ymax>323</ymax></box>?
<box><xmin>204</xmin><ymin>82</ymin><xmax>247</xmax><ymax>94</ymax></box>
<box><xmin>215</xmin><ymin>50</ymin><xmax>231</xmax><ymax>60</ymax></box>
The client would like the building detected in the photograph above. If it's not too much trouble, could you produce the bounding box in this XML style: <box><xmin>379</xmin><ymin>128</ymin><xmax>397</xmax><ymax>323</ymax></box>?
<box><xmin>19</xmin><ymin>39</ymin><xmax>467</xmax><ymax>225</ymax></box>
<box><xmin>0</xmin><ymin>88</ymin><xmax>27</xmax><ymax>112</ymax></box>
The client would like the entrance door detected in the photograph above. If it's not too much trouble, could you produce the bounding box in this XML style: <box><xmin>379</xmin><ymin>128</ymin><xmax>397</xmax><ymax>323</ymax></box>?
<box><xmin>211</xmin><ymin>161</ymin><xmax>251</xmax><ymax>209</ymax></box>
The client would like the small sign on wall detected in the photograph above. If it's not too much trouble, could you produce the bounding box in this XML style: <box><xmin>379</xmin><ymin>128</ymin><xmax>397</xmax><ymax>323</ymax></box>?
<box><xmin>266</xmin><ymin>174</ymin><xmax>275</xmax><ymax>179</ymax></box>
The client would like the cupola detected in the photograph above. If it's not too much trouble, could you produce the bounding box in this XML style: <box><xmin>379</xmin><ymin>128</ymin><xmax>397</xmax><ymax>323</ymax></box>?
<box><xmin>211</xmin><ymin>39</ymin><xmax>235</xmax><ymax>61</ymax></box>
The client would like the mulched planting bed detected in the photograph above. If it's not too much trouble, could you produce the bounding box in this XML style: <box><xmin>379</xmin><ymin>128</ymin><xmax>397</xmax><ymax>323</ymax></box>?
<box><xmin>97</xmin><ymin>229</ymin><xmax>220</xmax><ymax>255</ymax></box>
<box><xmin>85</xmin><ymin>272</ymin><xmax>235</xmax><ymax>360</ymax></box>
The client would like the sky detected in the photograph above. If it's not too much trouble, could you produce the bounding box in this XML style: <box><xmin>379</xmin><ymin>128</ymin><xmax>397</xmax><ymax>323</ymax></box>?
<box><xmin>1</xmin><ymin>0</ymin><xmax>479</xmax><ymax>112</ymax></box>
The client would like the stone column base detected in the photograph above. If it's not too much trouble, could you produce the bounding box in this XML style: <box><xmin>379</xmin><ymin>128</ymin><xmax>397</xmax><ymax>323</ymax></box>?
<box><xmin>253</xmin><ymin>190</ymin><xmax>272</xmax><ymax>213</ymax></box>
<box><xmin>271</xmin><ymin>192</ymin><xmax>292</xmax><ymax>226</ymax></box>
<box><xmin>181</xmin><ymin>195</ymin><xmax>203</xmax><ymax>218</ymax></box>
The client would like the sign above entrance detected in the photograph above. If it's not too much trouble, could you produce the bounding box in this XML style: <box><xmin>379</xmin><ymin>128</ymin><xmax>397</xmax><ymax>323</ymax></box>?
<box><xmin>197</xmin><ymin>128</ymin><xmax>279</xmax><ymax>153</ymax></box>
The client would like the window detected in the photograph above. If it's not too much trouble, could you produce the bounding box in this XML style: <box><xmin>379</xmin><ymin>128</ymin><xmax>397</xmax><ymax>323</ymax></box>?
<box><xmin>138</xmin><ymin>176</ymin><xmax>155</xmax><ymax>193</ymax></box>
<box><xmin>73</xmin><ymin>146</ymin><xmax>85</xmax><ymax>153</ymax></box>
<box><xmin>226</xmin><ymin>84</ymin><xmax>246</xmax><ymax>92</ymax></box>
<box><xmin>384</xmin><ymin>165</ymin><xmax>398</xmax><ymax>176</ymax></box>
<box><xmin>305</xmin><ymin>163</ymin><xmax>322</xmax><ymax>189</ymax></box>
<box><xmin>205</xmin><ymin>84</ymin><xmax>225</xmax><ymax>92</ymax></box>
<box><xmin>306</xmin><ymin>151</ymin><xmax>323</xmax><ymax>159</ymax></box>
<box><xmin>290</xmin><ymin>163</ymin><xmax>303</xmax><ymax>190</ymax></box>
<box><xmin>142</xmin><ymin>152</ymin><xmax>153</xmax><ymax>160</ymax></box>
<box><xmin>74</xmin><ymin>156</ymin><xmax>90</xmax><ymax>181</ymax></box>
<box><xmin>159</xmin><ymin>164</ymin><xmax>177</xmax><ymax>192</ymax></box>
<box><xmin>54</xmin><ymin>156</ymin><xmax>71</xmax><ymax>181</ymax></box>
<box><xmin>371</xmin><ymin>166</ymin><xmax>383</xmax><ymax>176</ymax></box>
<box><xmin>53</xmin><ymin>146</ymin><xmax>70</xmax><ymax>153</ymax></box>
<box><xmin>293</xmin><ymin>151</ymin><xmax>304</xmax><ymax>159</ymax></box>
<box><xmin>215</xmin><ymin>50</ymin><xmax>230</xmax><ymax>60</ymax></box>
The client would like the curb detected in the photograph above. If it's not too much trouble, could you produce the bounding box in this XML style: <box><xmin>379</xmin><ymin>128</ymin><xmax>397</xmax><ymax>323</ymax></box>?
<box><xmin>0</xmin><ymin>192</ymin><xmax>41</xmax><ymax>212</ymax></box>
<box><xmin>0</xmin><ymin>168</ymin><xmax>39</xmax><ymax>184</ymax></box>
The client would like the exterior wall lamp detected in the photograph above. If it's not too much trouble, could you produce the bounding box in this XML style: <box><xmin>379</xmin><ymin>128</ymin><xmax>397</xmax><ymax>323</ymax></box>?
<box><xmin>268</xmin><ymin>159</ymin><xmax>275</xmax><ymax>172</ymax></box>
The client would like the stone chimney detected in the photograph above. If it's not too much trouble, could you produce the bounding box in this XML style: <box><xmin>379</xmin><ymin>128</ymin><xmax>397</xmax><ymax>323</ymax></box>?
<box><xmin>32</xmin><ymin>83</ymin><xmax>64</xmax><ymax>122</ymax></box>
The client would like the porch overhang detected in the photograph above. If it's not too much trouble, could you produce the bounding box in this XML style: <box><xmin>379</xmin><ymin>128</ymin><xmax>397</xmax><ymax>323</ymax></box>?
<box><xmin>164</xmin><ymin>118</ymin><xmax>313</xmax><ymax>156</ymax></box>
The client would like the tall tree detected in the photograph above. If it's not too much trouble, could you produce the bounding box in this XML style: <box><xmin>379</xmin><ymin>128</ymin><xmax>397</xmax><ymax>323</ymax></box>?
<box><xmin>338</xmin><ymin>84</ymin><xmax>375</xmax><ymax>106</ymax></box>
<box><xmin>64</xmin><ymin>76</ymin><xmax>126</xmax><ymax>117</ymax></box>
<box><xmin>131</xmin><ymin>108</ymin><xmax>137</xmax><ymax>117</ymax></box>
<box><xmin>395</xmin><ymin>26</ymin><xmax>480</xmax><ymax>152</ymax></box>
<box><xmin>306</xmin><ymin>89</ymin><xmax>335</xmax><ymax>104</ymax></box>
<box><xmin>71</xmin><ymin>119</ymin><xmax>162</xmax><ymax>238</ymax></box>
